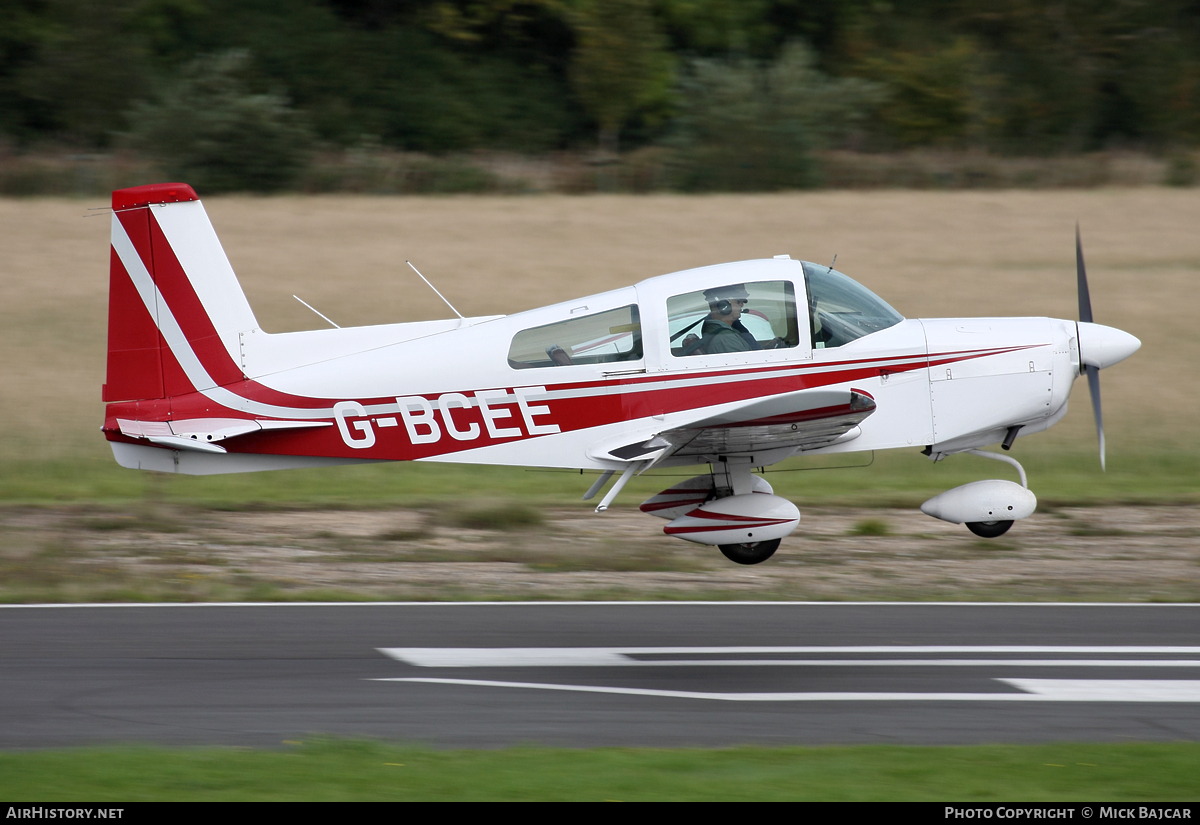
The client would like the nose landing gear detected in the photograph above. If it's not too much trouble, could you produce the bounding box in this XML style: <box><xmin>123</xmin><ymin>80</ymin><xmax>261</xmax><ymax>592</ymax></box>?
<box><xmin>965</xmin><ymin>520</ymin><xmax>1014</xmax><ymax>538</ymax></box>
<box><xmin>921</xmin><ymin>448</ymin><xmax>1035</xmax><ymax>538</ymax></box>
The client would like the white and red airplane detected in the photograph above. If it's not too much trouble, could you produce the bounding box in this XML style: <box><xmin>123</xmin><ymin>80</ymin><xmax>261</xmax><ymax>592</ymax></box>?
<box><xmin>101</xmin><ymin>183</ymin><xmax>1140</xmax><ymax>564</ymax></box>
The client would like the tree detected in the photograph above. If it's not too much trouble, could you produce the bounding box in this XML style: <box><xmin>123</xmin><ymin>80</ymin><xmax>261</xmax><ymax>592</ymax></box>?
<box><xmin>124</xmin><ymin>50</ymin><xmax>314</xmax><ymax>192</ymax></box>
<box><xmin>568</xmin><ymin>0</ymin><xmax>672</xmax><ymax>155</ymax></box>
<box><xmin>5</xmin><ymin>0</ymin><xmax>152</xmax><ymax>146</ymax></box>
<box><xmin>668</xmin><ymin>42</ymin><xmax>882</xmax><ymax>190</ymax></box>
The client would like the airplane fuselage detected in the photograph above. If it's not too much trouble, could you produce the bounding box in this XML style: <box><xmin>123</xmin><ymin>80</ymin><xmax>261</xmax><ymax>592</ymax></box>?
<box><xmin>100</xmin><ymin>184</ymin><xmax>1139</xmax><ymax>559</ymax></box>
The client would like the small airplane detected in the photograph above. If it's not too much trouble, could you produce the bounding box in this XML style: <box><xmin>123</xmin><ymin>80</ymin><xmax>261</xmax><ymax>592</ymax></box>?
<box><xmin>100</xmin><ymin>183</ymin><xmax>1141</xmax><ymax>565</ymax></box>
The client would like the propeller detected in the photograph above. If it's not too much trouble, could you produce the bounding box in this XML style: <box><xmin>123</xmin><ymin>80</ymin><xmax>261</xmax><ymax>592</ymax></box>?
<box><xmin>1076</xmin><ymin>224</ymin><xmax>1105</xmax><ymax>471</ymax></box>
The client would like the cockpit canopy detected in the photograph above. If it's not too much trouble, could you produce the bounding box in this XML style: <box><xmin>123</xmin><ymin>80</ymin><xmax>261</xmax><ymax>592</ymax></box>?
<box><xmin>503</xmin><ymin>258</ymin><xmax>905</xmax><ymax>371</ymax></box>
<box><xmin>802</xmin><ymin>261</ymin><xmax>903</xmax><ymax>348</ymax></box>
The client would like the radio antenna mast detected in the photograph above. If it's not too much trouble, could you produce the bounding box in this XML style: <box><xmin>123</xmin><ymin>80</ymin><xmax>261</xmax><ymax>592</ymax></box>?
<box><xmin>293</xmin><ymin>295</ymin><xmax>340</xmax><ymax>329</ymax></box>
<box><xmin>407</xmin><ymin>261</ymin><xmax>464</xmax><ymax>319</ymax></box>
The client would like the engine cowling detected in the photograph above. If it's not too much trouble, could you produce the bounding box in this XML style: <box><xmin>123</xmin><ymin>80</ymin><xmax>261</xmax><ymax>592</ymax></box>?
<box><xmin>920</xmin><ymin>479</ymin><xmax>1037</xmax><ymax>524</ymax></box>
<box><xmin>640</xmin><ymin>474</ymin><xmax>774</xmax><ymax>520</ymax></box>
<box><xmin>663</xmin><ymin>493</ymin><xmax>800</xmax><ymax>546</ymax></box>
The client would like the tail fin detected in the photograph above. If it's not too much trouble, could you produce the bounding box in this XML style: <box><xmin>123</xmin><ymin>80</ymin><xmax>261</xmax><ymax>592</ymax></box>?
<box><xmin>104</xmin><ymin>183</ymin><xmax>259</xmax><ymax>402</ymax></box>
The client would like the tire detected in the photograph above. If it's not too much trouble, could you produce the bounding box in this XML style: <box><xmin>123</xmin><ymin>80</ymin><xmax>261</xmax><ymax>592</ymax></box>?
<box><xmin>718</xmin><ymin>538</ymin><xmax>781</xmax><ymax>565</ymax></box>
<box><xmin>966</xmin><ymin>520</ymin><xmax>1014</xmax><ymax>538</ymax></box>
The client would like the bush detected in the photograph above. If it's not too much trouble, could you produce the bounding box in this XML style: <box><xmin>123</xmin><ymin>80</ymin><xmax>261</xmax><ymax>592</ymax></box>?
<box><xmin>300</xmin><ymin>142</ymin><xmax>504</xmax><ymax>194</ymax></box>
<box><xmin>851</xmin><ymin>518</ymin><xmax>891</xmax><ymax>537</ymax></box>
<box><xmin>856</xmin><ymin>38</ymin><xmax>983</xmax><ymax>148</ymax></box>
<box><xmin>1165</xmin><ymin>152</ymin><xmax>1198</xmax><ymax>187</ymax></box>
<box><xmin>451</xmin><ymin>504</ymin><xmax>543</xmax><ymax>531</ymax></box>
<box><xmin>123</xmin><ymin>50</ymin><xmax>314</xmax><ymax>193</ymax></box>
<box><xmin>666</xmin><ymin>43</ymin><xmax>883</xmax><ymax>192</ymax></box>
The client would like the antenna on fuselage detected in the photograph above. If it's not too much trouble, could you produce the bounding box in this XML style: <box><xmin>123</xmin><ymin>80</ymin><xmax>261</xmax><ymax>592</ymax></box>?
<box><xmin>293</xmin><ymin>295</ymin><xmax>341</xmax><ymax>329</ymax></box>
<box><xmin>407</xmin><ymin>261</ymin><xmax>464</xmax><ymax>320</ymax></box>
<box><xmin>828</xmin><ymin>254</ymin><xmax>837</xmax><ymax>271</ymax></box>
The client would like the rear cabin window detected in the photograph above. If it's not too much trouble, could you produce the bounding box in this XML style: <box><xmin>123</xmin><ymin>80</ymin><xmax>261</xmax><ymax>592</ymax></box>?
<box><xmin>667</xmin><ymin>280</ymin><xmax>801</xmax><ymax>357</ymax></box>
<box><xmin>508</xmin><ymin>304</ymin><xmax>642</xmax><ymax>369</ymax></box>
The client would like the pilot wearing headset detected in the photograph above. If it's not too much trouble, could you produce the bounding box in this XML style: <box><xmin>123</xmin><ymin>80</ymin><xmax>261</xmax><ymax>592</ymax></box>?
<box><xmin>681</xmin><ymin>284</ymin><xmax>762</xmax><ymax>355</ymax></box>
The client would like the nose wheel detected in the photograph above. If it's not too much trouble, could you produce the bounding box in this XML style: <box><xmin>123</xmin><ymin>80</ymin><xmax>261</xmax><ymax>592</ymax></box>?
<box><xmin>966</xmin><ymin>520</ymin><xmax>1013</xmax><ymax>538</ymax></box>
<box><xmin>718</xmin><ymin>539</ymin><xmax>781</xmax><ymax>565</ymax></box>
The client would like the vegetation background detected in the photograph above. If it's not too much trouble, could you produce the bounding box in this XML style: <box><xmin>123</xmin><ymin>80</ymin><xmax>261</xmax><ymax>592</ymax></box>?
<box><xmin>2</xmin><ymin>0</ymin><xmax>1199</xmax><ymax>194</ymax></box>
<box><xmin>3</xmin><ymin>188</ymin><xmax>1192</xmax><ymax>507</ymax></box>
<box><xmin>1</xmin><ymin>3</ymin><xmax>1198</xmax><ymax>796</ymax></box>
<box><xmin>1</xmin><ymin>1</ymin><xmax>1195</xmax><ymax>569</ymax></box>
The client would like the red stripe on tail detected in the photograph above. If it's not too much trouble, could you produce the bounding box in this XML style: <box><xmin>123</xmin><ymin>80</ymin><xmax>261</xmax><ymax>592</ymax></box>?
<box><xmin>146</xmin><ymin>210</ymin><xmax>245</xmax><ymax>391</ymax></box>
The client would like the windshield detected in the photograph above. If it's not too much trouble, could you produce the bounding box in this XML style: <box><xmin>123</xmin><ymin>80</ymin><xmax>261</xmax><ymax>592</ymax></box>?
<box><xmin>802</xmin><ymin>262</ymin><xmax>903</xmax><ymax>348</ymax></box>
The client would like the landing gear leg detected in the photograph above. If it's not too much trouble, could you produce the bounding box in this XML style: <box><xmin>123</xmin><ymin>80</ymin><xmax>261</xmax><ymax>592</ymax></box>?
<box><xmin>963</xmin><ymin>449</ymin><xmax>1027</xmax><ymax>539</ymax></box>
<box><xmin>712</xmin><ymin>459</ymin><xmax>757</xmax><ymax>496</ymax></box>
<box><xmin>964</xmin><ymin>448</ymin><xmax>1028</xmax><ymax>488</ymax></box>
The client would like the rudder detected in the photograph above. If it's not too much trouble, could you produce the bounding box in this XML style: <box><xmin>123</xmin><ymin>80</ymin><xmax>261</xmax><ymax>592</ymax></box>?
<box><xmin>103</xmin><ymin>183</ymin><xmax>259</xmax><ymax>402</ymax></box>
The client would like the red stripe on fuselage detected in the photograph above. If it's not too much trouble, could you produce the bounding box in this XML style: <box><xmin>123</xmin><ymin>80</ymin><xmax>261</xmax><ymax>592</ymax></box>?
<box><xmin>140</xmin><ymin>343</ymin><xmax>1042</xmax><ymax>461</ymax></box>
<box><xmin>114</xmin><ymin>233</ymin><xmax>1049</xmax><ymax>464</ymax></box>
<box><xmin>135</xmin><ymin>213</ymin><xmax>1033</xmax><ymax>420</ymax></box>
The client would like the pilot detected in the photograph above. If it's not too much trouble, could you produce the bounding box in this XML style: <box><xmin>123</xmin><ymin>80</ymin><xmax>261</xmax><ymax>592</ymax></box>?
<box><xmin>682</xmin><ymin>284</ymin><xmax>762</xmax><ymax>355</ymax></box>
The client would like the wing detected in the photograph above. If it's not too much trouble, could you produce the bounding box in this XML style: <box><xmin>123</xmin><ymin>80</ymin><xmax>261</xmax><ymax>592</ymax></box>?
<box><xmin>598</xmin><ymin>387</ymin><xmax>876</xmax><ymax>464</ymax></box>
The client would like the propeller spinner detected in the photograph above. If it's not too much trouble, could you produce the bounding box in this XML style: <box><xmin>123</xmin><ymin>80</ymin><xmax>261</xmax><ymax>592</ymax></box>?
<box><xmin>1074</xmin><ymin>225</ymin><xmax>1141</xmax><ymax>470</ymax></box>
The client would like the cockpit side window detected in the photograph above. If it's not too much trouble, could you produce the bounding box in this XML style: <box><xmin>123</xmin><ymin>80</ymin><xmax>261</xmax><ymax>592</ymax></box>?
<box><xmin>667</xmin><ymin>280</ymin><xmax>800</xmax><ymax>357</ymax></box>
<box><xmin>802</xmin><ymin>263</ymin><xmax>903</xmax><ymax>349</ymax></box>
<box><xmin>508</xmin><ymin>304</ymin><xmax>642</xmax><ymax>369</ymax></box>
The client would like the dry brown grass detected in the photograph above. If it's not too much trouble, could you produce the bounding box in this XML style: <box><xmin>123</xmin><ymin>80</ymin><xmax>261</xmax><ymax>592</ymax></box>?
<box><xmin>2</xmin><ymin>503</ymin><xmax>1196</xmax><ymax>603</ymax></box>
<box><xmin>2</xmin><ymin>190</ymin><xmax>1196</xmax><ymax>460</ymax></box>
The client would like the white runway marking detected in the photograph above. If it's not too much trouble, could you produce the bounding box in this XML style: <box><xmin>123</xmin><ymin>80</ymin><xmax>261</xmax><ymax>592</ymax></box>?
<box><xmin>377</xmin><ymin>647</ymin><xmax>1200</xmax><ymax>702</ymax></box>
<box><xmin>379</xmin><ymin>646</ymin><xmax>1200</xmax><ymax>668</ymax></box>
<box><xmin>379</xmin><ymin>652</ymin><xmax>1200</xmax><ymax>700</ymax></box>
<box><xmin>377</xmin><ymin>677</ymin><xmax>1200</xmax><ymax>702</ymax></box>
<box><xmin>1000</xmin><ymin>680</ymin><xmax>1200</xmax><ymax>702</ymax></box>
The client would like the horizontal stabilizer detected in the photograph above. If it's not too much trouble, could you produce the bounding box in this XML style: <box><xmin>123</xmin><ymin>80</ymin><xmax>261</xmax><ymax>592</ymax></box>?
<box><xmin>117</xmin><ymin>417</ymin><xmax>331</xmax><ymax>453</ymax></box>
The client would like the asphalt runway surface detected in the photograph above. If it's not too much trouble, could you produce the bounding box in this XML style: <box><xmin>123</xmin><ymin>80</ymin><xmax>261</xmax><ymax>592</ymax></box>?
<box><xmin>2</xmin><ymin>602</ymin><xmax>1199</xmax><ymax>749</ymax></box>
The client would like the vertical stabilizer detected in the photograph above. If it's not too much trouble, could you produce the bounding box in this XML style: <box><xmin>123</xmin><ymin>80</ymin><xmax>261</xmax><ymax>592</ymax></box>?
<box><xmin>104</xmin><ymin>183</ymin><xmax>259</xmax><ymax>402</ymax></box>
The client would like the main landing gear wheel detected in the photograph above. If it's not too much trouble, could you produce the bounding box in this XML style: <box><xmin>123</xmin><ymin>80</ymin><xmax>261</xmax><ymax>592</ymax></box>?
<box><xmin>718</xmin><ymin>538</ymin><xmax>781</xmax><ymax>565</ymax></box>
<box><xmin>966</xmin><ymin>520</ymin><xmax>1014</xmax><ymax>538</ymax></box>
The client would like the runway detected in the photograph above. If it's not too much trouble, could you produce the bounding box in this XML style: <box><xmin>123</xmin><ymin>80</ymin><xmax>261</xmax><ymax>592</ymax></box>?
<box><xmin>2</xmin><ymin>602</ymin><xmax>1199</xmax><ymax>748</ymax></box>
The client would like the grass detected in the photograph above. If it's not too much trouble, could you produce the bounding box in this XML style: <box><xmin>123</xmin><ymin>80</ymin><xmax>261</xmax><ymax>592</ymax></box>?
<box><xmin>0</xmin><ymin>740</ymin><xmax>1197</xmax><ymax>801</ymax></box>
<box><xmin>2</xmin><ymin>192</ymin><xmax>1195</xmax><ymax>796</ymax></box>
<box><xmin>851</xmin><ymin>518</ymin><xmax>892</xmax><ymax>536</ymax></box>
<box><xmin>449</xmin><ymin>503</ymin><xmax>545</xmax><ymax>530</ymax></box>
<box><xmin>0</xmin><ymin>149</ymin><xmax>1181</xmax><ymax>199</ymax></box>
<box><xmin>3</xmin><ymin>189</ymin><xmax>1197</xmax><ymax>477</ymax></box>
<box><xmin>0</xmin><ymin>191</ymin><xmax>1195</xmax><ymax>604</ymax></box>
<box><xmin>1</xmin><ymin>444</ymin><xmax>1195</xmax><ymax>509</ymax></box>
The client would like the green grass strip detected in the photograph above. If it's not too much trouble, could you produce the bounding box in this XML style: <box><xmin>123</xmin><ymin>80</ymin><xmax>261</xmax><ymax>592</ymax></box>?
<box><xmin>2</xmin><ymin>741</ymin><xmax>1198</xmax><ymax>801</ymax></box>
<box><xmin>2</xmin><ymin>447</ymin><xmax>1197</xmax><ymax>508</ymax></box>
